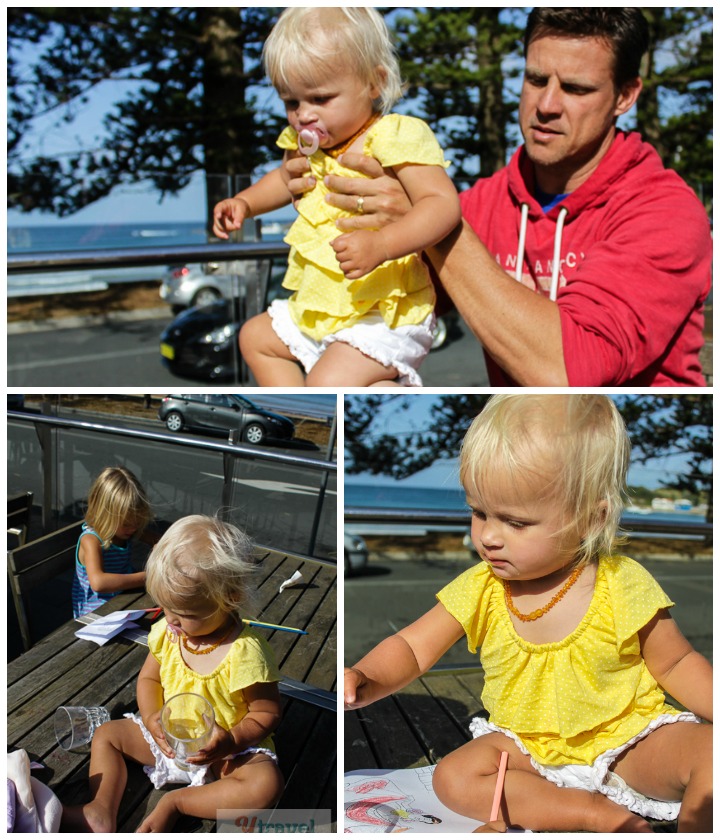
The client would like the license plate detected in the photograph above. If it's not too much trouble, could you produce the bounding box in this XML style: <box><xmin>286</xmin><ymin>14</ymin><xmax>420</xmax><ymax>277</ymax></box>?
<box><xmin>160</xmin><ymin>343</ymin><xmax>175</xmax><ymax>360</ymax></box>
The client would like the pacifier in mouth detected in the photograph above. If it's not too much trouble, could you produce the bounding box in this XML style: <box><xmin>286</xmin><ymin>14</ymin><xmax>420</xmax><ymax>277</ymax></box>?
<box><xmin>166</xmin><ymin>622</ymin><xmax>183</xmax><ymax>642</ymax></box>
<box><xmin>297</xmin><ymin>128</ymin><xmax>321</xmax><ymax>156</ymax></box>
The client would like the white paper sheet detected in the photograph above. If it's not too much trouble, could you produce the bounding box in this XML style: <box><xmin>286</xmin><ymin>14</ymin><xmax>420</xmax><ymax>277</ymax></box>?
<box><xmin>74</xmin><ymin>610</ymin><xmax>147</xmax><ymax>645</ymax></box>
<box><xmin>345</xmin><ymin>767</ymin><xmax>531</xmax><ymax>833</ymax></box>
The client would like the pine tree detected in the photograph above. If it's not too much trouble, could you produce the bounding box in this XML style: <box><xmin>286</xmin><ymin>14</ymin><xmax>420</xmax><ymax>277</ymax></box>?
<box><xmin>7</xmin><ymin>7</ymin><xmax>283</xmax><ymax>226</ymax></box>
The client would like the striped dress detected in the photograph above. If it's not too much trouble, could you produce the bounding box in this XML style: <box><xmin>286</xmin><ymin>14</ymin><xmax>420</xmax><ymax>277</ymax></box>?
<box><xmin>72</xmin><ymin>523</ymin><xmax>135</xmax><ymax>618</ymax></box>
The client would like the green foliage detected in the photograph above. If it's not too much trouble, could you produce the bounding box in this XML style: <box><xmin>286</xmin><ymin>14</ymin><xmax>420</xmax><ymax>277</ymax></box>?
<box><xmin>345</xmin><ymin>396</ymin><xmax>712</xmax><ymax>521</ymax></box>
<box><xmin>7</xmin><ymin>7</ymin><xmax>713</xmax><ymax>217</ymax></box>
<box><xmin>8</xmin><ymin>7</ymin><xmax>283</xmax><ymax>216</ymax></box>
<box><xmin>614</xmin><ymin>395</ymin><xmax>713</xmax><ymax>516</ymax></box>
<box><xmin>637</xmin><ymin>8</ymin><xmax>713</xmax><ymax>207</ymax></box>
<box><xmin>390</xmin><ymin>8</ymin><xmax>523</xmax><ymax>180</ymax></box>
<box><xmin>345</xmin><ymin>395</ymin><xmax>491</xmax><ymax>478</ymax></box>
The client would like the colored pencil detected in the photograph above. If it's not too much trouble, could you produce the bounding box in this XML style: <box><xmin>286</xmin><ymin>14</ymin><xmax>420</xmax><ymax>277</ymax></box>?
<box><xmin>243</xmin><ymin>618</ymin><xmax>308</xmax><ymax>635</ymax></box>
<box><xmin>490</xmin><ymin>751</ymin><xmax>509</xmax><ymax>822</ymax></box>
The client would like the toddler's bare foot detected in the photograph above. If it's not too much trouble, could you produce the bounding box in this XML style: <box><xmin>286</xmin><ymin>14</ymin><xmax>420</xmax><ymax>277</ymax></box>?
<box><xmin>136</xmin><ymin>792</ymin><xmax>181</xmax><ymax>833</ymax></box>
<box><xmin>61</xmin><ymin>801</ymin><xmax>116</xmax><ymax>833</ymax></box>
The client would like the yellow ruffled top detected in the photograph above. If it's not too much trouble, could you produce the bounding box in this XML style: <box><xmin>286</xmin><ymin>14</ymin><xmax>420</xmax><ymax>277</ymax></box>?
<box><xmin>148</xmin><ymin>618</ymin><xmax>280</xmax><ymax>752</ymax></box>
<box><xmin>437</xmin><ymin>555</ymin><xmax>683</xmax><ymax>766</ymax></box>
<box><xmin>277</xmin><ymin>113</ymin><xmax>448</xmax><ymax>341</ymax></box>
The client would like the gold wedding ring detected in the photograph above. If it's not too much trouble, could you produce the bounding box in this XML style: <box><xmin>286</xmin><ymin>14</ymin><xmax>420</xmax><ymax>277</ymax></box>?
<box><xmin>356</xmin><ymin>196</ymin><xmax>365</xmax><ymax>215</ymax></box>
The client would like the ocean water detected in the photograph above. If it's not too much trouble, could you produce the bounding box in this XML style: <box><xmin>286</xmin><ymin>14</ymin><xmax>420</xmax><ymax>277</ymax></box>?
<box><xmin>345</xmin><ymin>482</ymin><xmax>708</xmax><ymax>538</ymax></box>
<box><xmin>8</xmin><ymin>221</ymin><xmax>208</xmax><ymax>254</ymax></box>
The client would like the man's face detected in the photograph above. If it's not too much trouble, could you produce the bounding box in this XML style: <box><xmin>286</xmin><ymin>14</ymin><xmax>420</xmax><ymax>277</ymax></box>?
<box><xmin>519</xmin><ymin>34</ymin><xmax>641</xmax><ymax>194</ymax></box>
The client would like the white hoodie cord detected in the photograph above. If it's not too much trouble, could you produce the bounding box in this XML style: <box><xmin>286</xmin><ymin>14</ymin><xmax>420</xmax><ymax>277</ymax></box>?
<box><xmin>549</xmin><ymin>206</ymin><xmax>569</xmax><ymax>302</ymax></box>
<box><xmin>515</xmin><ymin>203</ymin><xmax>529</xmax><ymax>282</ymax></box>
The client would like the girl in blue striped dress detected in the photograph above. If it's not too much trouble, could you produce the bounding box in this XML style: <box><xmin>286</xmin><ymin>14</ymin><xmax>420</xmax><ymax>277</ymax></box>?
<box><xmin>72</xmin><ymin>466</ymin><xmax>157</xmax><ymax>618</ymax></box>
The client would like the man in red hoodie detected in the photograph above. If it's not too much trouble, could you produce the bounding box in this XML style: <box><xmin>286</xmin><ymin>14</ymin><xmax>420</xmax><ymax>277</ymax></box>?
<box><xmin>290</xmin><ymin>8</ymin><xmax>711</xmax><ymax>386</ymax></box>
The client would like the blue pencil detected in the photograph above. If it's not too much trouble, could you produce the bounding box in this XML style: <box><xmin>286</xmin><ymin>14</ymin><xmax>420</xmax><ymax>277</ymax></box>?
<box><xmin>243</xmin><ymin>618</ymin><xmax>308</xmax><ymax>635</ymax></box>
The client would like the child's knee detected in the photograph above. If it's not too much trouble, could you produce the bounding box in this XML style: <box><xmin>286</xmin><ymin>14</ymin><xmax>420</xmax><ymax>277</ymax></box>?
<box><xmin>239</xmin><ymin>314</ymin><xmax>265</xmax><ymax>355</ymax></box>
<box><xmin>432</xmin><ymin>751</ymin><xmax>466</xmax><ymax>807</ymax></box>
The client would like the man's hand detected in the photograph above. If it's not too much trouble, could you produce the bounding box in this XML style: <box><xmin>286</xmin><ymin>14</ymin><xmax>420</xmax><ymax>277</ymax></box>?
<box><xmin>331</xmin><ymin>230</ymin><xmax>388</xmax><ymax>279</ymax></box>
<box><xmin>325</xmin><ymin>153</ymin><xmax>411</xmax><ymax>232</ymax></box>
<box><xmin>285</xmin><ymin>153</ymin><xmax>411</xmax><ymax>230</ymax></box>
<box><xmin>285</xmin><ymin>156</ymin><xmax>317</xmax><ymax>207</ymax></box>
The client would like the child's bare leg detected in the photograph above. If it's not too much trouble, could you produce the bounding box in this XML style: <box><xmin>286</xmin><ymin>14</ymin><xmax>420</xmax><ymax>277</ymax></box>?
<box><xmin>61</xmin><ymin>719</ymin><xmax>155</xmax><ymax>833</ymax></box>
<box><xmin>611</xmin><ymin>721</ymin><xmax>712</xmax><ymax>832</ymax></box>
<box><xmin>432</xmin><ymin>733</ymin><xmax>652</xmax><ymax>832</ymax></box>
<box><xmin>136</xmin><ymin>752</ymin><xmax>283</xmax><ymax>832</ymax></box>
<box><xmin>305</xmin><ymin>341</ymin><xmax>398</xmax><ymax>387</ymax></box>
<box><xmin>239</xmin><ymin>313</ymin><xmax>306</xmax><ymax>386</ymax></box>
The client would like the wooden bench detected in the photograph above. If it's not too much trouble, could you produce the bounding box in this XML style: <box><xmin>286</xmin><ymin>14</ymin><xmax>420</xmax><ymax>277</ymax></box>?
<box><xmin>7</xmin><ymin>491</ymin><xmax>34</xmax><ymax>547</ymax></box>
<box><xmin>7</xmin><ymin>519</ymin><xmax>83</xmax><ymax>652</ymax></box>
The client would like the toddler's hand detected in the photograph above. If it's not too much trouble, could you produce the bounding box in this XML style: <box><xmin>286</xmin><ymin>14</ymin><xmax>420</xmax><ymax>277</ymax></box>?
<box><xmin>212</xmin><ymin>198</ymin><xmax>249</xmax><ymax>240</ymax></box>
<box><xmin>143</xmin><ymin>710</ymin><xmax>173</xmax><ymax>758</ymax></box>
<box><xmin>183</xmin><ymin>723</ymin><xmax>236</xmax><ymax>765</ymax></box>
<box><xmin>473</xmin><ymin>820</ymin><xmax>508</xmax><ymax>833</ymax></box>
<box><xmin>331</xmin><ymin>231</ymin><xmax>388</xmax><ymax>280</ymax></box>
<box><xmin>344</xmin><ymin>667</ymin><xmax>371</xmax><ymax>710</ymax></box>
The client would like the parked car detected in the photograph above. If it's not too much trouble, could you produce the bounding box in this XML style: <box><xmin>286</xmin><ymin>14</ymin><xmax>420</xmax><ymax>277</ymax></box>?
<box><xmin>159</xmin><ymin>297</ymin><xmax>452</xmax><ymax>382</ymax></box>
<box><xmin>159</xmin><ymin>300</ymin><xmax>241</xmax><ymax>381</ymax></box>
<box><xmin>344</xmin><ymin>531</ymin><xmax>369</xmax><ymax>575</ymax></box>
<box><xmin>158</xmin><ymin>394</ymin><xmax>294</xmax><ymax>445</ymax></box>
<box><xmin>160</xmin><ymin>256</ymin><xmax>274</xmax><ymax>314</ymax></box>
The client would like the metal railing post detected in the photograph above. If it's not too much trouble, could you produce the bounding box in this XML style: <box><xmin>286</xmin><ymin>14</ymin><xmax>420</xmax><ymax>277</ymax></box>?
<box><xmin>307</xmin><ymin>414</ymin><xmax>337</xmax><ymax>557</ymax></box>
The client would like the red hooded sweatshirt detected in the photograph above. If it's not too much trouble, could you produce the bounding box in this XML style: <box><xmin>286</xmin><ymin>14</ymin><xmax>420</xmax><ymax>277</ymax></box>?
<box><xmin>459</xmin><ymin>131</ymin><xmax>711</xmax><ymax>386</ymax></box>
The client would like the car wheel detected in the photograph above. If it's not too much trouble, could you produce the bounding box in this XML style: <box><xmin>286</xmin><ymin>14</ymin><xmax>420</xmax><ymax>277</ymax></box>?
<box><xmin>243</xmin><ymin>423</ymin><xmax>265</xmax><ymax>445</ymax></box>
<box><xmin>191</xmin><ymin>287</ymin><xmax>221</xmax><ymax>309</ymax></box>
<box><xmin>165</xmin><ymin>411</ymin><xmax>184</xmax><ymax>433</ymax></box>
<box><xmin>430</xmin><ymin>316</ymin><xmax>448</xmax><ymax>351</ymax></box>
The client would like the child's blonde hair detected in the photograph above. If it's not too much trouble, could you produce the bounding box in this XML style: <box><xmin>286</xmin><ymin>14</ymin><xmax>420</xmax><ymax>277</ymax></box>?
<box><xmin>263</xmin><ymin>7</ymin><xmax>404</xmax><ymax>115</ymax></box>
<box><xmin>460</xmin><ymin>395</ymin><xmax>629</xmax><ymax>567</ymax></box>
<box><xmin>85</xmin><ymin>466</ymin><xmax>152</xmax><ymax>549</ymax></box>
<box><xmin>146</xmin><ymin>515</ymin><xmax>257</xmax><ymax>619</ymax></box>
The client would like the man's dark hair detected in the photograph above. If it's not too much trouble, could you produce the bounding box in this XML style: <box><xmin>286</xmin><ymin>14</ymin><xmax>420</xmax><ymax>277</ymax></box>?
<box><xmin>525</xmin><ymin>8</ymin><xmax>650</xmax><ymax>89</ymax></box>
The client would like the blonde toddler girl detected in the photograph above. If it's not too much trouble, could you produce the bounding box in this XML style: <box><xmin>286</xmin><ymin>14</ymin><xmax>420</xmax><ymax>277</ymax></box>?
<box><xmin>63</xmin><ymin>515</ymin><xmax>283</xmax><ymax>833</ymax></box>
<box><xmin>73</xmin><ymin>466</ymin><xmax>156</xmax><ymax>618</ymax></box>
<box><xmin>345</xmin><ymin>395</ymin><xmax>712</xmax><ymax>832</ymax></box>
<box><xmin>213</xmin><ymin>7</ymin><xmax>461</xmax><ymax>387</ymax></box>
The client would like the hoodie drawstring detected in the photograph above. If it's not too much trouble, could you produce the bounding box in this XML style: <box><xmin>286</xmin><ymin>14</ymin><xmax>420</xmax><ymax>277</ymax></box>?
<box><xmin>515</xmin><ymin>203</ymin><xmax>529</xmax><ymax>283</ymax></box>
<box><xmin>549</xmin><ymin>207</ymin><xmax>569</xmax><ymax>302</ymax></box>
<box><xmin>515</xmin><ymin>203</ymin><xmax>569</xmax><ymax>302</ymax></box>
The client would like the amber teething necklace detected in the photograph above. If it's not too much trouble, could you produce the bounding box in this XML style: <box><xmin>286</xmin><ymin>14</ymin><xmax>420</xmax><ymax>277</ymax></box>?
<box><xmin>181</xmin><ymin>621</ymin><xmax>236</xmax><ymax>655</ymax></box>
<box><xmin>503</xmin><ymin>566</ymin><xmax>583</xmax><ymax>622</ymax></box>
<box><xmin>324</xmin><ymin>112</ymin><xmax>381</xmax><ymax>159</ymax></box>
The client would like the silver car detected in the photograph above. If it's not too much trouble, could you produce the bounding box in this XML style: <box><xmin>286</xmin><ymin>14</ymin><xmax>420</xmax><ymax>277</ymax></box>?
<box><xmin>160</xmin><ymin>262</ymin><xmax>264</xmax><ymax>313</ymax></box>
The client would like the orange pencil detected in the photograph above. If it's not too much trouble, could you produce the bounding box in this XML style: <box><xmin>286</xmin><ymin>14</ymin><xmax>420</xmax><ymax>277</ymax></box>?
<box><xmin>490</xmin><ymin>750</ymin><xmax>509</xmax><ymax>822</ymax></box>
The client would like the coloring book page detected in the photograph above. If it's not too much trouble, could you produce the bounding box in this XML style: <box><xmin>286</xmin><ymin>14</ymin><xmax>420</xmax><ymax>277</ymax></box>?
<box><xmin>345</xmin><ymin>766</ymin><xmax>532</xmax><ymax>833</ymax></box>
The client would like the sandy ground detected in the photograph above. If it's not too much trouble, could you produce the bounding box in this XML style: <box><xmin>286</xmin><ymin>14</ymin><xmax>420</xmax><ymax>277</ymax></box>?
<box><xmin>8</xmin><ymin>281</ymin><xmax>167</xmax><ymax>323</ymax></box>
<box><xmin>365</xmin><ymin>531</ymin><xmax>712</xmax><ymax>562</ymax></box>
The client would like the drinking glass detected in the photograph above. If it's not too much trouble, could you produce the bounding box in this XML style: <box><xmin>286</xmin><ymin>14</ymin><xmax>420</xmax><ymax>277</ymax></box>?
<box><xmin>161</xmin><ymin>693</ymin><xmax>215</xmax><ymax>771</ymax></box>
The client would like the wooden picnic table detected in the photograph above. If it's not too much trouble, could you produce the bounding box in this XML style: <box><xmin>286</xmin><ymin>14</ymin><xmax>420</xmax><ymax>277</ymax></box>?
<box><xmin>8</xmin><ymin>546</ymin><xmax>337</xmax><ymax>832</ymax></box>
